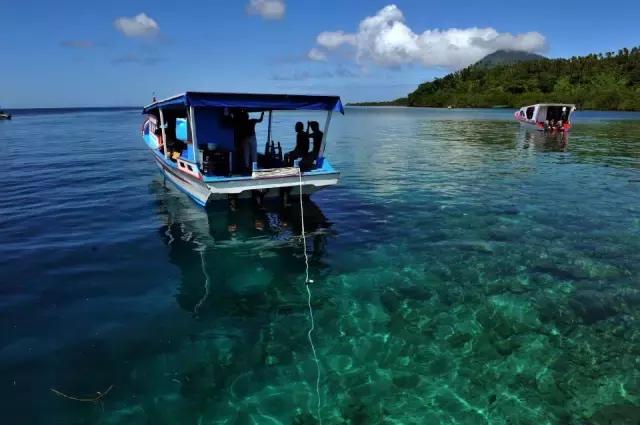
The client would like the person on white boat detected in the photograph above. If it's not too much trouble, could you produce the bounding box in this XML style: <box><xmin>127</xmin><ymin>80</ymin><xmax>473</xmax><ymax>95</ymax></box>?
<box><xmin>154</xmin><ymin>127</ymin><xmax>164</xmax><ymax>152</ymax></box>
<box><xmin>240</xmin><ymin>111</ymin><xmax>264</xmax><ymax>171</ymax></box>
<box><xmin>285</xmin><ymin>121</ymin><xmax>309</xmax><ymax>166</ymax></box>
<box><xmin>308</xmin><ymin>121</ymin><xmax>323</xmax><ymax>159</ymax></box>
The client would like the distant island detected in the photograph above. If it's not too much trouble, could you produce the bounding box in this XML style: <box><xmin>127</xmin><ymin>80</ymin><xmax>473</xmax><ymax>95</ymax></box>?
<box><xmin>351</xmin><ymin>47</ymin><xmax>640</xmax><ymax>111</ymax></box>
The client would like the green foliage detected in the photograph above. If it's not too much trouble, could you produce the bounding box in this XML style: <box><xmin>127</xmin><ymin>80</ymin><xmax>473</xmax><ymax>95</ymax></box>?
<box><xmin>406</xmin><ymin>47</ymin><xmax>640</xmax><ymax>110</ymax></box>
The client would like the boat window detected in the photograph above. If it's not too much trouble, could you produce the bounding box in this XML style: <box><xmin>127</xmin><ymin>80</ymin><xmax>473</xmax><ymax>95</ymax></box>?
<box><xmin>526</xmin><ymin>107</ymin><xmax>535</xmax><ymax>120</ymax></box>
<box><xmin>546</xmin><ymin>105</ymin><xmax>570</xmax><ymax>122</ymax></box>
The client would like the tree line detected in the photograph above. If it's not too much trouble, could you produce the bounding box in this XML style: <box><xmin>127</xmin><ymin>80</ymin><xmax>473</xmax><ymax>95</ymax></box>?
<box><xmin>359</xmin><ymin>47</ymin><xmax>640</xmax><ymax>111</ymax></box>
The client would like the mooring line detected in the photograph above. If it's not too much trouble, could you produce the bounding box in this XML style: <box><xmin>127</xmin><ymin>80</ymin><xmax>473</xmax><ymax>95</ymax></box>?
<box><xmin>298</xmin><ymin>169</ymin><xmax>322</xmax><ymax>425</ymax></box>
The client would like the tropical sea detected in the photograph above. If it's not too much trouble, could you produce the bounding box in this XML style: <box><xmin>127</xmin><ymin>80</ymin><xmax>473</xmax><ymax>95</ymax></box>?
<box><xmin>1</xmin><ymin>106</ymin><xmax>640</xmax><ymax>425</ymax></box>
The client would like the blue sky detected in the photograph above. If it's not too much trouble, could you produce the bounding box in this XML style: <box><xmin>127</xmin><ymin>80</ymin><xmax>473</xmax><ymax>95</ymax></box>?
<box><xmin>2</xmin><ymin>0</ymin><xmax>638</xmax><ymax>108</ymax></box>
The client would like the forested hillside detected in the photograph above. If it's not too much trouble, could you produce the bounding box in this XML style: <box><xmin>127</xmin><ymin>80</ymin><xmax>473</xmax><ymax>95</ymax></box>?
<box><xmin>405</xmin><ymin>47</ymin><xmax>640</xmax><ymax>110</ymax></box>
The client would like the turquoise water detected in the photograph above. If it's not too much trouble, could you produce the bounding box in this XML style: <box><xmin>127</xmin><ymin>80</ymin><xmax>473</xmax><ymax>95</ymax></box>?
<box><xmin>1</xmin><ymin>107</ymin><xmax>640</xmax><ymax>424</ymax></box>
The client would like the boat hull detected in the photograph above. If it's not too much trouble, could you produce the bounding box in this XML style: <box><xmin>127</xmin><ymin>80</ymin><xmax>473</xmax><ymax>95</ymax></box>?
<box><xmin>516</xmin><ymin>119</ymin><xmax>571</xmax><ymax>132</ymax></box>
<box><xmin>152</xmin><ymin>151</ymin><xmax>338</xmax><ymax>207</ymax></box>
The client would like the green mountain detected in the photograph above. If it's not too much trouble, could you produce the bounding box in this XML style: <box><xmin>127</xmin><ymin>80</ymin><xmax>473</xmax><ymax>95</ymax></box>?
<box><xmin>406</xmin><ymin>47</ymin><xmax>640</xmax><ymax>110</ymax></box>
<box><xmin>474</xmin><ymin>49</ymin><xmax>546</xmax><ymax>67</ymax></box>
<box><xmin>352</xmin><ymin>47</ymin><xmax>640</xmax><ymax>110</ymax></box>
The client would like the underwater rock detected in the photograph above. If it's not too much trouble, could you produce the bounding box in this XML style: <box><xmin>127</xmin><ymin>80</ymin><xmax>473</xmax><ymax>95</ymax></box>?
<box><xmin>380</xmin><ymin>289</ymin><xmax>404</xmax><ymax>314</ymax></box>
<box><xmin>446</xmin><ymin>330</ymin><xmax>472</xmax><ymax>348</ymax></box>
<box><xmin>488</xmin><ymin>226</ymin><xmax>517</xmax><ymax>241</ymax></box>
<box><xmin>621</xmin><ymin>290</ymin><xmax>640</xmax><ymax>308</ymax></box>
<box><xmin>491</xmin><ymin>335</ymin><xmax>522</xmax><ymax>357</ymax></box>
<box><xmin>535</xmin><ymin>368</ymin><xmax>564</xmax><ymax>404</ymax></box>
<box><xmin>179</xmin><ymin>368</ymin><xmax>218</xmax><ymax>403</ymax></box>
<box><xmin>532</xmin><ymin>262</ymin><xmax>585</xmax><ymax>281</ymax></box>
<box><xmin>535</xmin><ymin>294</ymin><xmax>576</xmax><ymax>331</ymax></box>
<box><xmin>396</xmin><ymin>285</ymin><xmax>432</xmax><ymax>301</ymax></box>
<box><xmin>392</xmin><ymin>373</ymin><xmax>420</xmax><ymax>389</ymax></box>
<box><xmin>339</xmin><ymin>398</ymin><xmax>383</xmax><ymax>425</ymax></box>
<box><xmin>477</xmin><ymin>294</ymin><xmax>543</xmax><ymax>340</ymax></box>
<box><xmin>292</xmin><ymin>412</ymin><xmax>318</xmax><ymax>425</ymax></box>
<box><xmin>327</xmin><ymin>354</ymin><xmax>354</xmax><ymax>374</ymax></box>
<box><xmin>588</xmin><ymin>403</ymin><xmax>640</xmax><ymax>425</ymax></box>
<box><xmin>569</xmin><ymin>290</ymin><xmax>617</xmax><ymax>325</ymax></box>
<box><xmin>427</xmin><ymin>355</ymin><xmax>452</xmax><ymax>376</ymax></box>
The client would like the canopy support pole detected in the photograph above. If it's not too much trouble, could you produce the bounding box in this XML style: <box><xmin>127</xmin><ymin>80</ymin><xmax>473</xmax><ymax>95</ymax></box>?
<box><xmin>159</xmin><ymin>108</ymin><xmax>168</xmax><ymax>160</ymax></box>
<box><xmin>318</xmin><ymin>110</ymin><xmax>333</xmax><ymax>159</ymax></box>
<box><xmin>267</xmin><ymin>110</ymin><xmax>272</xmax><ymax>144</ymax></box>
<box><xmin>189</xmin><ymin>106</ymin><xmax>199</xmax><ymax>167</ymax></box>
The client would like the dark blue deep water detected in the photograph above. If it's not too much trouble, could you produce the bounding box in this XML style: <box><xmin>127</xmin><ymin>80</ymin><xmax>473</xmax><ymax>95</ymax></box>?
<box><xmin>1</xmin><ymin>107</ymin><xmax>640</xmax><ymax>424</ymax></box>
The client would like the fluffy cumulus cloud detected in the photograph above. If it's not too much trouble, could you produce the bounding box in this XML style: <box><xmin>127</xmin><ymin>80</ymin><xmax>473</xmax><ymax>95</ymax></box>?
<box><xmin>246</xmin><ymin>0</ymin><xmax>285</xmax><ymax>20</ymax></box>
<box><xmin>309</xmin><ymin>4</ymin><xmax>547</xmax><ymax>69</ymax></box>
<box><xmin>114</xmin><ymin>13</ymin><xmax>159</xmax><ymax>38</ymax></box>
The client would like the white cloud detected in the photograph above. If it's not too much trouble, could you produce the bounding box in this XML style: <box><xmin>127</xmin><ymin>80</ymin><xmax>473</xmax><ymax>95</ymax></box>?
<box><xmin>308</xmin><ymin>48</ymin><xmax>328</xmax><ymax>62</ymax></box>
<box><xmin>114</xmin><ymin>13</ymin><xmax>159</xmax><ymax>38</ymax></box>
<box><xmin>317</xmin><ymin>31</ymin><xmax>357</xmax><ymax>49</ymax></box>
<box><xmin>308</xmin><ymin>4</ymin><xmax>547</xmax><ymax>69</ymax></box>
<box><xmin>246</xmin><ymin>0</ymin><xmax>285</xmax><ymax>20</ymax></box>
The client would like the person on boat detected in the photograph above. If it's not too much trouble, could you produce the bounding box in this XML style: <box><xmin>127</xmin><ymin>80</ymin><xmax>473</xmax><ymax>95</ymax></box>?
<box><xmin>154</xmin><ymin>127</ymin><xmax>164</xmax><ymax>153</ymax></box>
<box><xmin>307</xmin><ymin>121</ymin><xmax>323</xmax><ymax>159</ymax></box>
<box><xmin>240</xmin><ymin>111</ymin><xmax>264</xmax><ymax>171</ymax></box>
<box><xmin>164</xmin><ymin>126</ymin><xmax>187</xmax><ymax>161</ymax></box>
<box><xmin>285</xmin><ymin>122</ymin><xmax>309</xmax><ymax>166</ymax></box>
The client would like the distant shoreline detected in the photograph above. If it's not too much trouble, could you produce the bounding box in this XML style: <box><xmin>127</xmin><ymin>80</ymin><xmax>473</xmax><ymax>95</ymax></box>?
<box><xmin>5</xmin><ymin>106</ymin><xmax>140</xmax><ymax>111</ymax></box>
<box><xmin>346</xmin><ymin>104</ymin><xmax>640</xmax><ymax>113</ymax></box>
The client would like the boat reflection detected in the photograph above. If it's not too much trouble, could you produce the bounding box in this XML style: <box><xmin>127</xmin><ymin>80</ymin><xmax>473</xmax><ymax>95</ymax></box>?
<box><xmin>153</xmin><ymin>188</ymin><xmax>333</xmax><ymax>318</ymax></box>
<box><xmin>517</xmin><ymin>127</ymin><xmax>569</xmax><ymax>152</ymax></box>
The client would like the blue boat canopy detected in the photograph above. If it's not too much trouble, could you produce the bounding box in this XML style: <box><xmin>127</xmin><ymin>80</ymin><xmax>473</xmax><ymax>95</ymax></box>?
<box><xmin>143</xmin><ymin>91</ymin><xmax>344</xmax><ymax>114</ymax></box>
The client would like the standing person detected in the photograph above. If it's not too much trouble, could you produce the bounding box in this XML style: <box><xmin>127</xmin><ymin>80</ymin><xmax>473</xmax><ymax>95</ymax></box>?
<box><xmin>232</xmin><ymin>110</ymin><xmax>246</xmax><ymax>173</ymax></box>
<box><xmin>241</xmin><ymin>111</ymin><xmax>264</xmax><ymax>171</ymax></box>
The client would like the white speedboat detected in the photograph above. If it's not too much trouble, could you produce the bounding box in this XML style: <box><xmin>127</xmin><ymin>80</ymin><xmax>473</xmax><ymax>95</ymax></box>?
<box><xmin>0</xmin><ymin>109</ymin><xmax>11</xmax><ymax>120</ymax></box>
<box><xmin>141</xmin><ymin>92</ymin><xmax>343</xmax><ymax>207</ymax></box>
<box><xmin>515</xmin><ymin>103</ymin><xmax>575</xmax><ymax>132</ymax></box>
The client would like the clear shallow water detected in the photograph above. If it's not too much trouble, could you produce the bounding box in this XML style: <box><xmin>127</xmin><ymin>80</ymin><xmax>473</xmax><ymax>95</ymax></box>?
<box><xmin>1</xmin><ymin>107</ymin><xmax>640</xmax><ymax>424</ymax></box>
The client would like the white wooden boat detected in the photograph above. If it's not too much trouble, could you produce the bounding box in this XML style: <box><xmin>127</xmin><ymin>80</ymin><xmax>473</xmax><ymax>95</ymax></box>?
<box><xmin>515</xmin><ymin>103</ymin><xmax>575</xmax><ymax>132</ymax></box>
<box><xmin>141</xmin><ymin>92</ymin><xmax>343</xmax><ymax>207</ymax></box>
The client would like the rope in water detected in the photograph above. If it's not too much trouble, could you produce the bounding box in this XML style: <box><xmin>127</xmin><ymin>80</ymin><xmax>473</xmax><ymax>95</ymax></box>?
<box><xmin>194</xmin><ymin>249</ymin><xmax>211</xmax><ymax>315</ymax></box>
<box><xmin>298</xmin><ymin>169</ymin><xmax>322</xmax><ymax>425</ymax></box>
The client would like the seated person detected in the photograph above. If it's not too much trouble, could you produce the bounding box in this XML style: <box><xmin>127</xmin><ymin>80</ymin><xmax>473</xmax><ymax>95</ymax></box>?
<box><xmin>308</xmin><ymin>121</ymin><xmax>323</xmax><ymax>159</ymax></box>
<box><xmin>165</xmin><ymin>129</ymin><xmax>187</xmax><ymax>161</ymax></box>
<box><xmin>155</xmin><ymin>128</ymin><xmax>164</xmax><ymax>153</ymax></box>
<box><xmin>285</xmin><ymin>122</ymin><xmax>309</xmax><ymax>166</ymax></box>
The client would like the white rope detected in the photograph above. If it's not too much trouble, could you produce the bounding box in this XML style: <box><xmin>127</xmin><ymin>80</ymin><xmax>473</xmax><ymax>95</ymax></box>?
<box><xmin>298</xmin><ymin>169</ymin><xmax>322</xmax><ymax>425</ymax></box>
<box><xmin>194</xmin><ymin>249</ymin><xmax>211</xmax><ymax>315</ymax></box>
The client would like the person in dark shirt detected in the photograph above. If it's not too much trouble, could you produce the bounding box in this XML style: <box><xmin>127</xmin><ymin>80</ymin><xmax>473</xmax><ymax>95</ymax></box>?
<box><xmin>308</xmin><ymin>121</ymin><xmax>324</xmax><ymax>159</ymax></box>
<box><xmin>285</xmin><ymin>122</ymin><xmax>309</xmax><ymax>166</ymax></box>
<box><xmin>235</xmin><ymin>110</ymin><xmax>264</xmax><ymax>171</ymax></box>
